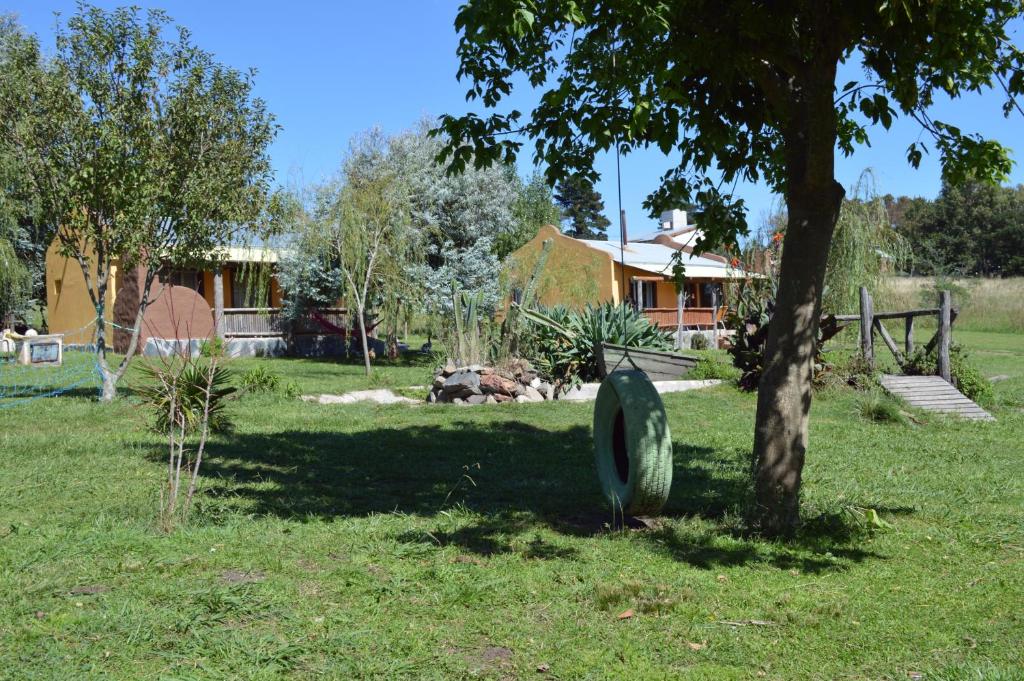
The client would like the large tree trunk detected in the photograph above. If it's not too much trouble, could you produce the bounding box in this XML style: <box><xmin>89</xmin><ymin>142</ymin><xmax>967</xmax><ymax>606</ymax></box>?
<box><xmin>750</xmin><ymin>59</ymin><xmax>844</xmax><ymax>536</ymax></box>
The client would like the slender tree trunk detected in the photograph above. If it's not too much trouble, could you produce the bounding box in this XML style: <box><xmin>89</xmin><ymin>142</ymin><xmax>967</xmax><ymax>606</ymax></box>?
<box><xmin>95</xmin><ymin>267</ymin><xmax>155</xmax><ymax>402</ymax></box>
<box><xmin>750</xmin><ymin>59</ymin><xmax>844</xmax><ymax>537</ymax></box>
<box><xmin>358</xmin><ymin>304</ymin><xmax>371</xmax><ymax>376</ymax></box>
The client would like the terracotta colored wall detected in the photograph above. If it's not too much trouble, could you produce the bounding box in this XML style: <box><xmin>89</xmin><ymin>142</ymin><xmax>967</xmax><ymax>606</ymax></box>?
<box><xmin>609</xmin><ymin>263</ymin><xmax>674</xmax><ymax>306</ymax></box>
<box><xmin>270</xmin><ymin>275</ymin><xmax>282</xmax><ymax>308</ymax></box>
<box><xmin>112</xmin><ymin>267</ymin><xmax>214</xmax><ymax>352</ymax></box>
<box><xmin>198</xmin><ymin>265</ymin><xmax>283</xmax><ymax>309</ymax></box>
<box><xmin>202</xmin><ymin>271</ymin><xmax>216</xmax><ymax>307</ymax></box>
<box><xmin>638</xmin><ymin>279</ymin><xmax>716</xmax><ymax>308</ymax></box>
<box><xmin>223</xmin><ymin>267</ymin><xmax>234</xmax><ymax>307</ymax></box>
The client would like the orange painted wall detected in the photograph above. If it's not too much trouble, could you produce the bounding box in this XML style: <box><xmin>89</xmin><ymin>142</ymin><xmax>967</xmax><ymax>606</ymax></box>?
<box><xmin>505</xmin><ymin>227</ymin><xmax>726</xmax><ymax>312</ymax></box>
<box><xmin>506</xmin><ymin>225</ymin><xmax>617</xmax><ymax>309</ymax></box>
<box><xmin>44</xmin><ymin>240</ymin><xmax>116</xmax><ymax>345</ymax></box>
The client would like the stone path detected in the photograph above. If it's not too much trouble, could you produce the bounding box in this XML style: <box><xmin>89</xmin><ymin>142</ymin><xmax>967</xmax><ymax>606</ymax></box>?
<box><xmin>559</xmin><ymin>379</ymin><xmax>722</xmax><ymax>402</ymax></box>
<box><xmin>302</xmin><ymin>389</ymin><xmax>419</xmax><ymax>405</ymax></box>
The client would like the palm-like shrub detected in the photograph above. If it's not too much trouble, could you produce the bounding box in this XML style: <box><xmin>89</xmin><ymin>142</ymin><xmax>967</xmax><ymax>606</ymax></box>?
<box><xmin>520</xmin><ymin>302</ymin><xmax>673</xmax><ymax>391</ymax></box>
<box><xmin>138</xmin><ymin>360</ymin><xmax>235</xmax><ymax>434</ymax></box>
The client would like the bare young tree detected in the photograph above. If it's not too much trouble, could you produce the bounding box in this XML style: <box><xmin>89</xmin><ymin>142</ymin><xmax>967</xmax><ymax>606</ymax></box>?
<box><xmin>138</xmin><ymin>334</ymin><xmax>234</xmax><ymax>532</ymax></box>
<box><xmin>293</xmin><ymin>134</ymin><xmax>419</xmax><ymax>376</ymax></box>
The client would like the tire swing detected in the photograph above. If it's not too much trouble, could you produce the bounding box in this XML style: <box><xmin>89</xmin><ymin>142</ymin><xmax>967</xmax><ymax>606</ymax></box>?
<box><xmin>592</xmin><ymin>369</ymin><xmax>673</xmax><ymax>516</ymax></box>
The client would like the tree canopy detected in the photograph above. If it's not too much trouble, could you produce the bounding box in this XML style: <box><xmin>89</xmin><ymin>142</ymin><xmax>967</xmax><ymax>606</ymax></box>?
<box><xmin>437</xmin><ymin>2</ymin><xmax>1022</xmax><ymax>250</ymax></box>
<box><xmin>0</xmin><ymin>5</ymin><xmax>276</xmax><ymax>399</ymax></box>
<box><xmin>554</xmin><ymin>176</ymin><xmax>610</xmax><ymax>240</ymax></box>
<box><xmin>437</xmin><ymin>0</ymin><xmax>1024</xmax><ymax>535</ymax></box>
<box><xmin>280</xmin><ymin>122</ymin><xmax>560</xmax><ymax>332</ymax></box>
<box><xmin>887</xmin><ymin>181</ymin><xmax>1024</xmax><ymax>276</ymax></box>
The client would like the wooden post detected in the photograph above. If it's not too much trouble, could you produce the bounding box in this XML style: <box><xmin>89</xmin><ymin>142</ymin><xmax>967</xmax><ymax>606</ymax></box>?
<box><xmin>675</xmin><ymin>290</ymin><xmax>684</xmax><ymax>350</ymax></box>
<box><xmin>859</xmin><ymin>286</ymin><xmax>874</xmax><ymax>368</ymax></box>
<box><xmin>874</xmin><ymin>318</ymin><xmax>904</xmax><ymax>366</ymax></box>
<box><xmin>213</xmin><ymin>268</ymin><xmax>225</xmax><ymax>339</ymax></box>
<box><xmin>710</xmin><ymin>289</ymin><xmax>719</xmax><ymax>349</ymax></box>
<box><xmin>937</xmin><ymin>290</ymin><xmax>952</xmax><ymax>383</ymax></box>
<box><xmin>904</xmin><ymin>314</ymin><xmax>914</xmax><ymax>356</ymax></box>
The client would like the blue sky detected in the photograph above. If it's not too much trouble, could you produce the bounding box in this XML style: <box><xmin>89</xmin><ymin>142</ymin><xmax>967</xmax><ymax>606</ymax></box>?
<box><xmin>8</xmin><ymin>1</ymin><xmax>1024</xmax><ymax>235</ymax></box>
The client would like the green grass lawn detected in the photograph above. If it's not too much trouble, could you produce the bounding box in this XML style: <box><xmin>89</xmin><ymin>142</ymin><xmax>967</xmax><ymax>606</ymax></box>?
<box><xmin>1</xmin><ymin>335</ymin><xmax>1022</xmax><ymax>679</ymax></box>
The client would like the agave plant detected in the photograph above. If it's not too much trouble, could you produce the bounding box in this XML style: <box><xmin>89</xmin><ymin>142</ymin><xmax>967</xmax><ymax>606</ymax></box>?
<box><xmin>518</xmin><ymin>302</ymin><xmax>673</xmax><ymax>391</ymax></box>
<box><xmin>449</xmin><ymin>285</ymin><xmax>497</xmax><ymax>366</ymax></box>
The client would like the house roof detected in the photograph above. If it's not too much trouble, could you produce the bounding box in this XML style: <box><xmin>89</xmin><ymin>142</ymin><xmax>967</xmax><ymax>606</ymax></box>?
<box><xmin>631</xmin><ymin>225</ymin><xmax>701</xmax><ymax>245</ymax></box>
<box><xmin>577</xmin><ymin>239</ymin><xmax>750</xmax><ymax>279</ymax></box>
<box><xmin>215</xmin><ymin>246</ymin><xmax>285</xmax><ymax>264</ymax></box>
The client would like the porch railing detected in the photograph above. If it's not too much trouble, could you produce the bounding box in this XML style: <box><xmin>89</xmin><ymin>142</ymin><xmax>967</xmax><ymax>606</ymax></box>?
<box><xmin>222</xmin><ymin>307</ymin><xmax>348</xmax><ymax>337</ymax></box>
<box><xmin>643</xmin><ymin>307</ymin><xmax>726</xmax><ymax>329</ymax></box>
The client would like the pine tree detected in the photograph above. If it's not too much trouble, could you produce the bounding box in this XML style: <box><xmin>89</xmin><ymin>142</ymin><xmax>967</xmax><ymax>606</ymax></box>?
<box><xmin>554</xmin><ymin>176</ymin><xmax>610</xmax><ymax>240</ymax></box>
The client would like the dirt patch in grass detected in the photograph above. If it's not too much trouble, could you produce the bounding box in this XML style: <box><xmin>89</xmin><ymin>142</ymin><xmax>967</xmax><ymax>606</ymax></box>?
<box><xmin>220</xmin><ymin>570</ymin><xmax>265</xmax><ymax>585</ymax></box>
<box><xmin>68</xmin><ymin>585</ymin><xmax>109</xmax><ymax>596</ymax></box>
<box><xmin>457</xmin><ymin>644</ymin><xmax>514</xmax><ymax>676</ymax></box>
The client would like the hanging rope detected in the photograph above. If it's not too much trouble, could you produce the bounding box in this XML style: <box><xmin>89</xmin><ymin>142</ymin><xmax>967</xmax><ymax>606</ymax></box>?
<box><xmin>612</xmin><ymin>33</ymin><xmax>632</xmax><ymax>347</ymax></box>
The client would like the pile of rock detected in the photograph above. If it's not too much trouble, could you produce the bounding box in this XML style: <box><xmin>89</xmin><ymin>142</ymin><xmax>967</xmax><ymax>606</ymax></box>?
<box><xmin>428</xmin><ymin>359</ymin><xmax>554</xmax><ymax>405</ymax></box>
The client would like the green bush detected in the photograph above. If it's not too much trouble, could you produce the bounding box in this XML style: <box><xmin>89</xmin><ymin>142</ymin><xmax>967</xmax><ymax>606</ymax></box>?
<box><xmin>726</xmin><ymin>278</ymin><xmax>847</xmax><ymax>391</ymax></box>
<box><xmin>520</xmin><ymin>302</ymin><xmax>673</xmax><ymax>390</ymax></box>
<box><xmin>689</xmin><ymin>355</ymin><xmax>740</xmax><ymax>381</ymax></box>
<box><xmin>282</xmin><ymin>380</ymin><xmax>301</xmax><ymax>398</ymax></box>
<box><xmin>240</xmin><ymin>365</ymin><xmax>281</xmax><ymax>394</ymax></box>
<box><xmin>689</xmin><ymin>333</ymin><xmax>709</xmax><ymax>350</ymax></box>
<box><xmin>903</xmin><ymin>344</ymin><xmax>994</xmax><ymax>406</ymax></box>
<box><xmin>828</xmin><ymin>352</ymin><xmax>878</xmax><ymax>391</ymax></box>
<box><xmin>199</xmin><ymin>337</ymin><xmax>227</xmax><ymax>358</ymax></box>
<box><xmin>857</xmin><ymin>390</ymin><xmax>909</xmax><ymax>425</ymax></box>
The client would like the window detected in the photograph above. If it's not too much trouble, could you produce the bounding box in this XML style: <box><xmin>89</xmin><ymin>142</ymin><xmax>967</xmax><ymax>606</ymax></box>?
<box><xmin>229</xmin><ymin>267</ymin><xmax>271</xmax><ymax>308</ymax></box>
<box><xmin>630</xmin><ymin>279</ymin><xmax>657</xmax><ymax>309</ymax></box>
<box><xmin>164</xmin><ymin>269</ymin><xmax>204</xmax><ymax>297</ymax></box>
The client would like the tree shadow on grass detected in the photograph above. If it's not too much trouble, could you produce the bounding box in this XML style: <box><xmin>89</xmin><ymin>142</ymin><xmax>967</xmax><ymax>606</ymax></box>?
<box><xmin>186</xmin><ymin>417</ymin><xmax>888</xmax><ymax>572</ymax></box>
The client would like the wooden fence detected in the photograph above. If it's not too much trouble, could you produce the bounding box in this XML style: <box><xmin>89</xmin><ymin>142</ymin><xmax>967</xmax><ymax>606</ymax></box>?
<box><xmin>222</xmin><ymin>307</ymin><xmax>348</xmax><ymax>338</ymax></box>
<box><xmin>643</xmin><ymin>307</ymin><xmax>725</xmax><ymax>329</ymax></box>
<box><xmin>834</xmin><ymin>286</ymin><xmax>955</xmax><ymax>382</ymax></box>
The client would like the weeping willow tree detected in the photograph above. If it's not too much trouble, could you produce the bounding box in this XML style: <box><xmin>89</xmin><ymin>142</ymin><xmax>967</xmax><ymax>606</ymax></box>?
<box><xmin>823</xmin><ymin>172</ymin><xmax>909</xmax><ymax>315</ymax></box>
<box><xmin>0</xmin><ymin>237</ymin><xmax>30</xmax><ymax>328</ymax></box>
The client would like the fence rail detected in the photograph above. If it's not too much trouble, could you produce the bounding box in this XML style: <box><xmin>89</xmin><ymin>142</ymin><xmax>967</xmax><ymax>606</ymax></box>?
<box><xmin>643</xmin><ymin>307</ymin><xmax>725</xmax><ymax>329</ymax></box>
<box><xmin>221</xmin><ymin>307</ymin><xmax>348</xmax><ymax>338</ymax></box>
<box><xmin>853</xmin><ymin>286</ymin><xmax>955</xmax><ymax>382</ymax></box>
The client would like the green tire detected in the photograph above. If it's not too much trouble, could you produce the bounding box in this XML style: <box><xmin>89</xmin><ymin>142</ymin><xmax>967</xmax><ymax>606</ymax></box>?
<box><xmin>592</xmin><ymin>370</ymin><xmax>673</xmax><ymax>516</ymax></box>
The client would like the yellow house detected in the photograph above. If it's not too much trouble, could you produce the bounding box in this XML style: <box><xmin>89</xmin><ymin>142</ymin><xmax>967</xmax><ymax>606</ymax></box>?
<box><xmin>46</xmin><ymin>242</ymin><xmax>290</xmax><ymax>351</ymax></box>
<box><xmin>507</xmin><ymin>222</ymin><xmax>751</xmax><ymax>329</ymax></box>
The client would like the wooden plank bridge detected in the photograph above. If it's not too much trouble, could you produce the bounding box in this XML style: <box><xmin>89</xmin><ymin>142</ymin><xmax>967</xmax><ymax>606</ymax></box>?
<box><xmin>838</xmin><ymin>286</ymin><xmax>995</xmax><ymax>422</ymax></box>
<box><xmin>879</xmin><ymin>374</ymin><xmax>994</xmax><ymax>421</ymax></box>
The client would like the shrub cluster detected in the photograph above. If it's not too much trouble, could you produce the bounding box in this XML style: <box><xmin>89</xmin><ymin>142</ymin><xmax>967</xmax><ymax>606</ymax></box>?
<box><xmin>522</xmin><ymin>302</ymin><xmax>673</xmax><ymax>390</ymax></box>
<box><xmin>903</xmin><ymin>344</ymin><xmax>994</xmax><ymax>406</ymax></box>
<box><xmin>688</xmin><ymin>355</ymin><xmax>741</xmax><ymax>381</ymax></box>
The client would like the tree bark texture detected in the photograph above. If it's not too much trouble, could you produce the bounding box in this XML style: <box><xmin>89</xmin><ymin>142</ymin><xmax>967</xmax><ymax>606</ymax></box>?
<box><xmin>358</xmin><ymin>306</ymin><xmax>372</xmax><ymax>376</ymax></box>
<box><xmin>750</xmin><ymin>57</ymin><xmax>845</xmax><ymax>536</ymax></box>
